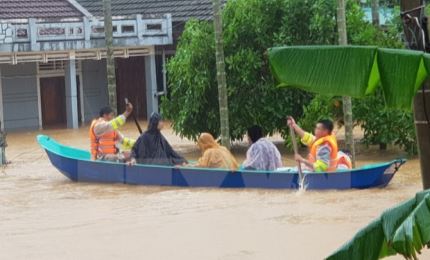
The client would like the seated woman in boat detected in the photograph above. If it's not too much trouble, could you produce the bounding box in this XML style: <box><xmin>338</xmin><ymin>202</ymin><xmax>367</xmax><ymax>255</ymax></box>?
<box><xmin>129</xmin><ymin>113</ymin><xmax>187</xmax><ymax>166</ymax></box>
<box><xmin>193</xmin><ymin>133</ymin><xmax>238</xmax><ymax>171</ymax></box>
<box><xmin>242</xmin><ymin>125</ymin><xmax>282</xmax><ymax>171</ymax></box>
<box><xmin>89</xmin><ymin>104</ymin><xmax>135</xmax><ymax>162</ymax></box>
<box><xmin>287</xmin><ymin>117</ymin><xmax>339</xmax><ymax>172</ymax></box>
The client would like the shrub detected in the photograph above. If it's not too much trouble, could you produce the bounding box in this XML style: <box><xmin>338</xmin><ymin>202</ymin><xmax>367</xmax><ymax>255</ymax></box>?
<box><xmin>353</xmin><ymin>91</ymin><xmax>417</xmax><ymax>155</ymax></box>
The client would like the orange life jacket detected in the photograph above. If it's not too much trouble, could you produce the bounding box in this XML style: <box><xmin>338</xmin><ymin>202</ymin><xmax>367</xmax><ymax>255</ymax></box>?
<box><xmin>337</xmin><ymin>151</ymin><xmax>352</xmax><ymax>169</ymax></box>
<box><xmin>89</xmin><ymin>119</ymin><xmax>118</xmax><ymax>160</ymax></box>
<box><xmin>308</xmin><ymin>135</ymin><xmax>338</xmax><ymax>172</ymax></box>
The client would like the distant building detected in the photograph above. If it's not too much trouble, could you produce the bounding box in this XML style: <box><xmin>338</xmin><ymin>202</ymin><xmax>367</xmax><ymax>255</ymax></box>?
<box><xmin>362</xmin><ymin>7</ymin><xmax>395</xmax><ymax>26</ymax></box>
<box><xmin>0</xmin><ymin>0</ymin><xmax>214</xmax><ymax>131</ymax></box>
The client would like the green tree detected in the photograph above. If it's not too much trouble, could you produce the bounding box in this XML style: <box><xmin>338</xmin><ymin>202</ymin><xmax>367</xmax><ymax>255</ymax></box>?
<box><xmin>162</xmin><ymin>0</ymin><xmax>312</xmax><ymax>141</ymax></box>
<box><xmin>347</xmin><ymin>1</ymin><xmax>416</xmax><ymax>154</ymax></box>
<box><xmin>162</xmin><ymin>0</ymin><xmax>410</xmax><ymax>151</ymax></box>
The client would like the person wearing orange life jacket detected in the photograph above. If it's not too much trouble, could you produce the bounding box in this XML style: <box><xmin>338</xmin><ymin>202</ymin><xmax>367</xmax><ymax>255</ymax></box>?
<box><xmin>287</xmin><ymin>116</ymin><xmax>339</xmax><ymax>172</ymax></box>
<box><xmin>89</xmin><ymin>103</ymin><xmax>136</xmax><ymax>162</ymax></box>
<box><xmin>337</xmin><ymin>150</ymin><xmax>353</xmax><ymax>170</ymax></box>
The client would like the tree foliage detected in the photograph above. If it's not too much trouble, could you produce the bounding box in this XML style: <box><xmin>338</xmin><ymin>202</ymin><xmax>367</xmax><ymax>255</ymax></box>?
<box><xmin>162</xmin><ymin>0</ymin><xmax>412</xmax><ymax>149</ymax></box>
<box><xmin>162</xmin><ymin>0</ymin><xmax>315</xmax><ymax>140</ymax></box>
<box><xmin>354</xmin><ymin>90</ymin><xmax>417</xmax><ymax>155</ymax></box>
<box><xmin>298</xmin><ymin>1</ymin><xmax>417</xmax><ymax>154</ymax></box>
<box><xmin>347</xmin><ymin>2</ymin><xmax>416</xmax><ymax>154</ymax></box>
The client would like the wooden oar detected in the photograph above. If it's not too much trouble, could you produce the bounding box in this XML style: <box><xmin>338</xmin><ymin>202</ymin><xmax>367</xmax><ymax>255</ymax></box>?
<box><xmin>289</xmin><ymin>123</ymin><xmax>304</xmax><ymax>188</ymax></box>
<box><xmin>125</xmin><ymin>98</ymin><xmax>143</xmax><ymax>134</ymax></box>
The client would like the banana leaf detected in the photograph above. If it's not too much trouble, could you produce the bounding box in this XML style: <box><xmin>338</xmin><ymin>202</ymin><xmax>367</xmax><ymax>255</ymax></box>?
<box><xmin>268</xmin><ymin>46</ymin><xmax>429</xmax><ymax>110</ymax></box>
<box><xmin>377</xmin><ymin>48</ymin><xmax>427</xmax><ymax>111</ymax></box>
<box><xmin>326</xmin><ymin>190</ymin><xmax>430</xmax><ymax>260</ymax></box>
<box><xmin>422</xmin><ymin>53</ymin><xmax>430</xmax><ymax>77</ymax></box>
<box><xmin>268</xmin><ymin>46</ymin><xmax>380</xmax><ymax>97</ymax></box>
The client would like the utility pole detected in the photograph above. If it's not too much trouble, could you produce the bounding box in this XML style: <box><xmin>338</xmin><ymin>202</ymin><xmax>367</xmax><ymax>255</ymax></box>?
<box><xmin>212</xmin><ymin>0</ymin><xmax>230</xmax><ymax>149</ymax></box>
<box><xmin>371</xmin><ymin>0</ymin><xmax>380</xmax><ymax>26</ymax></box>
<box><xmin>400</xmin><ymin>0</ymin><xmax>430</xmax><ymax>189</ymax></box>
<box><xmin>103</xmin><ymin>0</ymin><xmax>117</xmax><ymax>113</ymax></box>
<box><xmin>337</xmin><ymin>0</ymin><xmax>356</xmax><ymax>167</ymax></box>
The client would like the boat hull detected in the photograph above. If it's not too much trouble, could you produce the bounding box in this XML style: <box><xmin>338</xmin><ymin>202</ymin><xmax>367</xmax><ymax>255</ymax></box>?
<box><xmin>39</xmin><ymin>135</ymin><xmax>404</xmax><ymax>190</ymax></box>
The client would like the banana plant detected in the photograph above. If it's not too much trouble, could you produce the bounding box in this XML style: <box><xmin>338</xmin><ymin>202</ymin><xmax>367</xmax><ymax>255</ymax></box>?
<box><xmin>268</xmin><ymin>46</ymin><xmax>429</xmax><ymax>111</ymax></box>
<box><xmin>326</xmin><ymin>190</ymin><xmax>430</xmax><ymax>260</ymax></box>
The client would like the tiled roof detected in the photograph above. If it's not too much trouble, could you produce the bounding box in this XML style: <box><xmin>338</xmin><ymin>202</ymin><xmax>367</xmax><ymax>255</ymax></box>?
<box><xmin>77</xmin><ymin>0</ymin><xmax>214</xmax><ymax>22</ymax></box>
<box><xmin>0</xmin><ymin>0</ymin><xmax>84</xmax><ymax>19</ymax></box>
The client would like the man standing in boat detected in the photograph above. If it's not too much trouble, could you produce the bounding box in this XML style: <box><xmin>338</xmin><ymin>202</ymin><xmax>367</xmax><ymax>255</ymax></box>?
<box><xmin>89</xmin><ymin>103</ymin><xmax>136</xmax><ymax>162</ymax></box>
<box><xmin>287</xmin><ymin>117</ymin><xmax>340</xmax><ymax>172</ymax></box>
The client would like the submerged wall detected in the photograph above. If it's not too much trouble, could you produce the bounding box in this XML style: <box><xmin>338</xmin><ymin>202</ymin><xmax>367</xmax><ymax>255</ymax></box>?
<box><xmin>0</xmin><ymin>63</ymin><xmax>39</xmax><ymax>130</ymax></box>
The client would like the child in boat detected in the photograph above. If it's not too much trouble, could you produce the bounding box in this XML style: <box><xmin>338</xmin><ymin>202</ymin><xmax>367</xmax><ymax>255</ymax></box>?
<box><xmin>129</xmin><ymin>113</ymin><xmax>187</xmax><ymax>166</ymax></box>
<box><xmin>193</xmin><ymin>133</ymin><xmax>238</xmax><ymax>171</ymax></box>
<box><xmin>242</xmin><ymin>125</ymin><xmax>282</xmax><ymax>171</ymax></box>
<box><xmin>287</xmin><ymin>117</ymin><xmax>338</xmax><ymax>172</ymax></box>
<box><xmin>89</xmin><ymin>104</ymin><xmax>135</xmax><ymax>162</ymax></box>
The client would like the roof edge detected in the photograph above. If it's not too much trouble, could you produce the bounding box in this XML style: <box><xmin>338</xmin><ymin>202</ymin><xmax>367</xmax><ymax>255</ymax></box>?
<box><xmin>66</xmin><ymin>0</ymin><xmax>93</xmax><ymax>18</ymax></box>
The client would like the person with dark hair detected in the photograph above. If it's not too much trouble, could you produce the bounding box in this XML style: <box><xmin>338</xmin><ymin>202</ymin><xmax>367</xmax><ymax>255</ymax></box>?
<box><xmin>287</xmin><ymin>116</ymin><xmax>339</xmax><ymax>172</ymax></box>
<box><xmin>242</xmin><ymin>125</ymin><xmax>282</xmax><ymax>171</ymax></box>
<box><xmin>129</xmin><ymin>113</ymin><xmax>187</xmax><ymax>166</ymax></box>
<box><xmin>89</xmin><ymin>103</ymin><xmax>135</xmax><ymax>162</ymax></box>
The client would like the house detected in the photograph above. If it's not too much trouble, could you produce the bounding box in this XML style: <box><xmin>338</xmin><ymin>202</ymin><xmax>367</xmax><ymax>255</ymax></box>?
<box><xmin>0</xmin><ymin>0</ymin><xmax>214</xmax><ymax>131</ymax></box>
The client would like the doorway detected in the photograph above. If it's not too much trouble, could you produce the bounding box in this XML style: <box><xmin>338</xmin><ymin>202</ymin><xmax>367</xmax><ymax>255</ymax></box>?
<box><xmin>115</xmin><ymin>57</ymin><xmax>147</xmax><ymax>119</ymax></box>
<box><xmin>40</xmin><ymin>77</ymin><xmax>66</xmax><ymax>128</ymax></box>
<box><xmin>40</xmin><ymin>76</ymin><xmax>82</xmax><ymax>128</ymax></box>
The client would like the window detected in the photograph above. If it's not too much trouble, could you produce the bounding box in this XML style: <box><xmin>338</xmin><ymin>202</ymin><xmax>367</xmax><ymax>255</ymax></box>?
<box><xmin>16</xmin><ymin>28</ymin><xmax>28</xmax><ymax>38</ymax></box>
<box><xmin>38</xmin><ymin>60</ymin><xmax>81</xmax><ymax>75</ymax></box>
<box><xmin>146</xmin><ymin>23</ymin><xmax>162</xmax><ymax>30</ymax></box>
<box><xmin>121</xmin><ymin>25</ymin><xmax>135</xmax><ymax>33</ymax></box>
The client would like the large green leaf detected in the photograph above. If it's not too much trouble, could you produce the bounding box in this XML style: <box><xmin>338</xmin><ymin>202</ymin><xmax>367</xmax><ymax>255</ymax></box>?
<box><xmin>326</xmin><ymin>190</ymin><xmax>430</xmax><ymax>260</ymax></box>
<box><xmin>377</xmin><ymin>49</ymin><xmax>427</xmax><ymax>111</ymax></box>
<box><xmin>421</xmin><ymin>54</ymin><xmax>430</xmax><ymax>79</ymax></box>
<box><xmin>326</xmin><ymin>219</ymin><xmax>389</xmax><ymax>260</ymax></box>
<box><xmin>268</xmin><ymin>46</ymin><xmax>379</xmax><ymax>97</ymax></box>
<box><xmin>391</xmin><ymin>192</ymin><xmax>430</xmax><ymax>259</ymax></box>
<box><xmin>268</xmin><ymin>46</ymin><xmax>429</xmax><ymax>110</ymax></box>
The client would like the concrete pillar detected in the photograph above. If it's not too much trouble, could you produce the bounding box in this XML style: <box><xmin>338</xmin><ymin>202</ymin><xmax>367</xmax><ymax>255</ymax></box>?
<box><xmin>65</xmin><ymin>58</ymin><xmax>79</xmax><ymax>129</ymax></box>
<box><xmin>28</xmin><ymin>18</ymin><xmax>37</xmax><ymax>51</ymax></box>
<box><xmin>136</xmin><ymin>14</ymin><xmax>143</xmax><ymax>40</ymax></box>
<box><xmin>83</xmin><ymin>17</ymin><xmax>91</xmax><ymax>49</ymax></box>
<box><xmin>145</xmin><ymin>51</ymin><xmax>158</xmax><ymax>119</ymax></box>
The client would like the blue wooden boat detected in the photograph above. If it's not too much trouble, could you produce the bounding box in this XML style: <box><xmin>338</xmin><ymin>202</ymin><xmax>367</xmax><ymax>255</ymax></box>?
<box><xmin>37</xmin><ymin>135</ymin><xmax>405</xmax><ymax>190</ymax></box>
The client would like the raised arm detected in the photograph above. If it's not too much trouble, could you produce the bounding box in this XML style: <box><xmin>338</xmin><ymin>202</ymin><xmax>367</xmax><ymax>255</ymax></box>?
<box><xmin>94</xmin><ymin>103</ymin><xmax>133</xmax><ymax>137</ymax></box>
<box><xmin>287</xmin><ymin>116</ymin><xmax>315</xmax><ymax>147</ymax></box>
<box><xmin>287</xmin><ymin>116</ymin><xmax>305</xmax><ymax>138</ymax></box>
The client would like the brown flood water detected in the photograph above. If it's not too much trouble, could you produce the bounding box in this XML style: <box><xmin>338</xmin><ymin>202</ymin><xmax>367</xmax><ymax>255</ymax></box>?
<box><xmin>0</xmin><ymin>122</ymin><xmax>428</xmax><ymax>260</ymax></box>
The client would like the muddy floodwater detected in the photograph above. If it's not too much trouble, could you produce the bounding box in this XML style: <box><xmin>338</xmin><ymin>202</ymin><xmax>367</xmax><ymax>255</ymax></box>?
<box><xmin>1</xmin><ymin>122</ymin><xmax>429</xmax><ymax>260</ymax></box>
